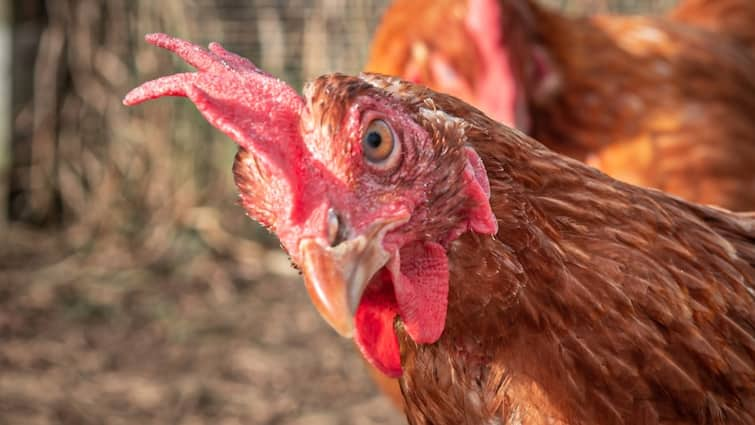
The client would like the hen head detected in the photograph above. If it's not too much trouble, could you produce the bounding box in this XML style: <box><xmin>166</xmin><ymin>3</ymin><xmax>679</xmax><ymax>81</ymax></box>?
<box><xmin>124</xmin><ymin>34</ymin><xmax>498</xmax><ymax>377</ymax></box>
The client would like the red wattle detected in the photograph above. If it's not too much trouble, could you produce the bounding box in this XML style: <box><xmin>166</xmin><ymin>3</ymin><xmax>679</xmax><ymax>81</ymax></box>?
<box><xmin>354</xmin><ymin>269</ymin><xmax>402</xmax><ymax>377</ymax></box>
<box><xmin>353</xmin><ymin>242</ymin><xmax>452</xmax><ymax>377</ymax></box>
<box><xmin>392</xmin><ymin>241</ymin><xmax>449</xmax><ymax>343</ymax></box>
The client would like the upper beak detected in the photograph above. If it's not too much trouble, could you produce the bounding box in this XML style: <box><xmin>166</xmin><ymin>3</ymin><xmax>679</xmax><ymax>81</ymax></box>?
<box><xmin>298</xmin><ymin>217</ymin><xmax>407</xmax><ymax>337</ymax></box>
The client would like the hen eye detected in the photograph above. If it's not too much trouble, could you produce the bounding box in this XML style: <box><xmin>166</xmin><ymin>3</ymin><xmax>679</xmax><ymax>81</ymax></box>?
<box><xmin>362</xmin><ymin>119</ymin><xmax>397</xmax><ymax>165</ymax></box>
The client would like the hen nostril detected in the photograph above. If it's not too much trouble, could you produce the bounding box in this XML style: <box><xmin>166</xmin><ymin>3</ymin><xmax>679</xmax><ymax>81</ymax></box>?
<box><xmin>327</xmin><ymin>208</ymin><xmax>351</xmax><ymax>247</ymax></box>
<box><xmin>327</xmin><ymin>208</ymin><xmax>340</xmax><ymax>247</ymax></box>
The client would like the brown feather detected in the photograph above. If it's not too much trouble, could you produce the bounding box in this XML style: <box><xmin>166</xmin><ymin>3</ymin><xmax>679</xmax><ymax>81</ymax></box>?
<box><xmin>669</xmin><ymin>0</ymin><xmax>755</xmax><ymax>54</ymax></box>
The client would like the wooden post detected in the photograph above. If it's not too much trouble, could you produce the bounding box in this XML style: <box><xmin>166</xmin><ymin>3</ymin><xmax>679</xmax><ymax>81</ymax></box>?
<box><xmin>8</xmin><ymin>0</ymin><xmax>52</xmax><ymax>224</ymax></box>
<box><xmin>0</xmin><ymin>1</ymin><xmax>9</xmax><ymax>225</ymax></box>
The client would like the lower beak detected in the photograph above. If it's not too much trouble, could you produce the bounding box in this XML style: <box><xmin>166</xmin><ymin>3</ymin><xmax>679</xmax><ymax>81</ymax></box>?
<box><xmin>298</xmin><ymin>217</ymin><xmax>407</xmax><ymax>337</ymax></box>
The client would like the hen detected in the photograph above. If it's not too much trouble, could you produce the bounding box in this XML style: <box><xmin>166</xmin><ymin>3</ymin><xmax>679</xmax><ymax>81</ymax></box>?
<box><xmin>365</xmin><ymin>0</ymin><xmax>755</xmax><ymax>212</ymax></box>
<box><xmin>125</xmin><ymin>34</ymin><xmax>755</xmax><ymax>425</ymax></box>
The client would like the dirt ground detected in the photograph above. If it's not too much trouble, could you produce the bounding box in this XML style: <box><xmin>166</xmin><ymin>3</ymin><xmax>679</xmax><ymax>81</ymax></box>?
<box><xmin>0</xmin><ymin>229</ymin><xmax>405</xmax><ymax>425</ymax></box>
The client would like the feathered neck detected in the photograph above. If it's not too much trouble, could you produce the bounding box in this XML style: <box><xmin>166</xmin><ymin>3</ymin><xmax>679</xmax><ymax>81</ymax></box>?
<box><xmin>397</xmin><ymin>122</ymin><xmax>755</xmax><ymax>424</ymax></box>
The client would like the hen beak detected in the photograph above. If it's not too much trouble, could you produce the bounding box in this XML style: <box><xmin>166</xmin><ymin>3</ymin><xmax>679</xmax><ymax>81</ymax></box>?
<box><xmin>298</xmin><ymin>217</ymin><xmax>408</xmax><ymax>337</ymax></box>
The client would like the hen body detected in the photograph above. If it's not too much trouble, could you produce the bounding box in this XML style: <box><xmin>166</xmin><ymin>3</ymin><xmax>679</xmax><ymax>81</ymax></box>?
<box><xmin>366</xmin><ymin>0</ymin><xmax>755</xmax><ymax>211</ymax></box>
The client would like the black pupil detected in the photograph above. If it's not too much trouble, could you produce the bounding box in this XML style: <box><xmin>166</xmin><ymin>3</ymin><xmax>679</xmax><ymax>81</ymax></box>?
<box><xmin>365</xmin><ymin>131</ymin><xmax>382</xmax><ymax>150</ymax></box>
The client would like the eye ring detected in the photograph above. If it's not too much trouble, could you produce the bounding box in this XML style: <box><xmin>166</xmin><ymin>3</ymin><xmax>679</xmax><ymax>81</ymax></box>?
<box><xmin>362</xmin><ymin>118</ymin><xmax>400</xmax><ymax>170</ymax></box>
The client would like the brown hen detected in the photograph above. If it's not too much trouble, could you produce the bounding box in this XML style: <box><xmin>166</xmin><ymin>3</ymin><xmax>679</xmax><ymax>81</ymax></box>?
<box><xmin>125</xmin><ymin>34</ymin><xmax>755</xmax><ymax>424</ymax></box>
<box><xmin>365</xmin><ymin>0</ymin><xmax>755</xmax><ymax>212</ymax></box>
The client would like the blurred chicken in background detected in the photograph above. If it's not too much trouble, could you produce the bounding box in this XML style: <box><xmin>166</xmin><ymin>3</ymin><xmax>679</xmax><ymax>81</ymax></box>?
<box><xmin>366</xmin><ymin>0</ymin><xmax>755</xmax><ymax>212</ymax></box>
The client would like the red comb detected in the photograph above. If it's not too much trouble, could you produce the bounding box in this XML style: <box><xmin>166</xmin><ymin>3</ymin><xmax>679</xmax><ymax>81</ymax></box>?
<box><xmin>124</xmin><ymin>33</ymin><xmax>304</xmax><ymax>154</ymax></box>
<box><xmin>124</xmin><ymin>33</ymin><xmax>308</xmax><ymax>231</ymax></box>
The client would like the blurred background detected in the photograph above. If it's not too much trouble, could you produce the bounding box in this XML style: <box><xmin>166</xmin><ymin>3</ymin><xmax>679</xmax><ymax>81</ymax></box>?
<box><xmin>0</xmin><ymin>1</ymin><xmax>678</xmax><ymax>424</ymax></box>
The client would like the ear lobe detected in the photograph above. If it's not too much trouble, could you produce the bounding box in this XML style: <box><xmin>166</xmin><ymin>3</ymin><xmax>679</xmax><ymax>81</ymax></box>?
<box><xmin>463</xmin><ymin>146</ymin><xmax>498</xmax><ymax>235</ymax></box>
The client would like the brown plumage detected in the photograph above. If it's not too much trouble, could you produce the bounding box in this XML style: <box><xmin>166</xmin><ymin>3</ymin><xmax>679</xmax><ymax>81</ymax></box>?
<box><xmin>670</xmin><ymin>0</ymin><xmax>755</xmax><ymax>54</ymax></box>
<box><xmin>365</xmin><ymin>0</ymin><xmax>755</xmax><ymax>212</ymax></box>
<box><xmin>364</xmin><ymin>78</ymin><xmax>755</xmax><ymax>424</ymax></box>
<box><xmin>125</xmin><ymin>34</ymin><xmax>755</xmax><ymax>425</ymax></box>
